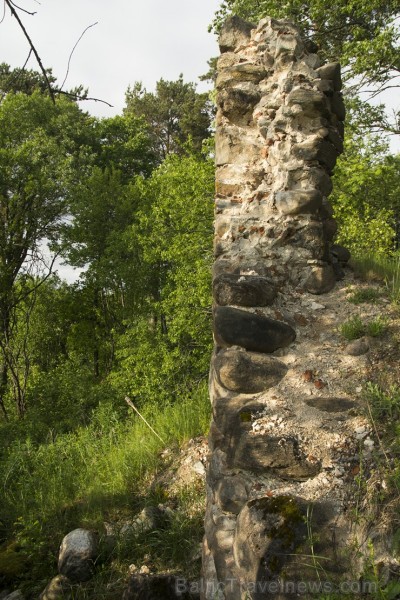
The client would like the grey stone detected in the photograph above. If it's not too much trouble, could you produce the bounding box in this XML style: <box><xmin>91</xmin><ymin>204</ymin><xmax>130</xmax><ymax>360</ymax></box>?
<box><xmin>214</xmin><ymin>306</ymin><xmax>296</xmax><ymax>353</ymax></box>
<box><xmin>275</xmin><ymin>189</ymin><xmax>322</xmax><ymax>215</ymax></box>
<box><xmin>39</xmin><ymin>575</ymin><xmax>72</xmax><ymax>600</ymax></box>
<box><xmin>305</xmin><ymin>397</ymin><xmax>357</xmax><ymax>412</ymax></box>
<box><xmin>331</xmin><ymin>244</ymin><xmax>351</xmax><ymax>264</ymax></box>
<box><xmin>58</xmin><ymin>528</ymin><xmax>98</xmax><ymax>582</ymax></box>
<box><xmin>345</xmin><ymin>337</ymin><xmax>370</xmax><ymax>356</ymax></box>
<box><xmin>331</xmin><ymin>92</ymin><xmax>346</xmax><ymax>121</ymax></box>
<box><xmin>316</xmin><ymin>62</ymin><xmax>342</xmax><ymax>91</ymax></box>
<box><xmin>230</xmin><ymin>433</ymin><xmax>320</xmax><ymax>478</ymax></box>
<box><xmin>293</xmin><ymin>139</ymin><xmax>338</xmax><ymax>172</ymax></box>
<box><xmin>215</xmin><ymin>475</ymin><xmax>249</xmax><ymax>513</ymax></box>
<box><xmin>214</xmin><ymin>347</ymin><xmax>288</xmax><ymax>393</ymax></box>
<box><xmin>219</xmin><ymin>16</ymin><xmax>255</xmax><ymax>53</ymax></box>
<box><xmin>233</xmin><ymin>496</ymin><xmax>308</xmax><ymax>585</ymax></box>
<box><xmin>303</xmin><ymin>264</ymin><xmax>336</xmax><ymax>294</ymax></box>
<box><xmin>213</xmin><ymin>273</ymin><xmax>277</xmax><ymax>306</ymax></box>
<box><xmin>287</xmin><ymin>88</ymin><xmax>328</xmax><ymax>116</ymax></box>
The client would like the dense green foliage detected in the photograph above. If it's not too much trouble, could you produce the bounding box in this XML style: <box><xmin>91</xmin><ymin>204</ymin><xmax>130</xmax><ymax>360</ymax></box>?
<box><xmin>0</xmin><ymin>69</ymin><xmax>214</xmax><ymax>593</ymax></box>
<box><xmin>332</xmin><ymin>136</ymin><xmax>400</xmax><ymax>256</ymax></box>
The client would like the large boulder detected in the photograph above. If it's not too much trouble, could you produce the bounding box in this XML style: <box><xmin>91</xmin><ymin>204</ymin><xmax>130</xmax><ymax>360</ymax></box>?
<box><xmin>58</xmin><ymin>528</ymin><xmax>98</xmax><ymax>582</ymax></box>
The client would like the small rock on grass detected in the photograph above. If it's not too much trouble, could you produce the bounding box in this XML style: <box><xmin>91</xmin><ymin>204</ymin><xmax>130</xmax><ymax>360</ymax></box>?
<box><xmin>345</xmin><ymin>337</ymin><xmax>369</xmax><ymax>356</ymax></box>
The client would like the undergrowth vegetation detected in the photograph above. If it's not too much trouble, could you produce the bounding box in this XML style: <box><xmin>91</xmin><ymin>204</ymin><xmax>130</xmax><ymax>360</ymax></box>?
<box><xmin>0</xmin><ymin>384</ymin><xmax>210</xmax><ymax>595</ymax></box>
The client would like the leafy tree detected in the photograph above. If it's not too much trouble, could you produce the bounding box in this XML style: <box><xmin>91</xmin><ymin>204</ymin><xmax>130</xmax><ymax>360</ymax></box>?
<box><xmin>94</xmin><ymin>114</ymin><xmax>156</xmax><ymax>181</ymax></box>
<box><xmin>0</xmin><ymin>62</ymin><xmax>57</xmax><ymax>97</ymax></box>
<box><xmin>112</xmin><ymin>150</ymin><xmax>214</xmax><ymax>404</ymax></box>
<box><xmin>124</xmin><ymin>76</ymin><xmax>213</xmax><ymax>162</ymax></box>
<box><xmin>331</xmin><ymin>135</ymin><xmax>400</xmax><ymax>256</ymax></box>
<box><xmin>0</xmin><ymin>90</ymin><xmax>94</xmax><ymax>417</ymax></box>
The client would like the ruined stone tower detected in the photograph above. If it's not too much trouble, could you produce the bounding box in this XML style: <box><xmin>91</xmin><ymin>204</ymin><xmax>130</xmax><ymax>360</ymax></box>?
<box><xmin>203</xmin><ymin>16</ymin><xmax>354</xmax><ymax>599</ymax></box>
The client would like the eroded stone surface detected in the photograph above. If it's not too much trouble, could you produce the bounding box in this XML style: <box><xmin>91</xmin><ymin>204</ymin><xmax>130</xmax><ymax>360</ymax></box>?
<box><xmin>214</xmin><ymin>306</ymin><xmax>296</xmax><ymax>352</ymax></box>
<box><xmin>213</xmin><ymin>274</ymin><xmax>277</xmax><ymax>307</ymax></box>
<box><xmin>215</xmin><ymin>347</ymin><xmax>288</xmax><ymax>393</ymax></box>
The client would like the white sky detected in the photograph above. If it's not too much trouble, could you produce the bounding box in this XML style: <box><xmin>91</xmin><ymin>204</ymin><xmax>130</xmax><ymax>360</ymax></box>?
<box><xmin>0</xmin><ymin>0</ymin><xmax>220</xmax><ymax>117</ymax></box>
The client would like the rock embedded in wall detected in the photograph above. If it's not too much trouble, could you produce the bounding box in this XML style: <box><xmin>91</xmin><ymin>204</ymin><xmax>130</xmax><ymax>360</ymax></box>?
<box><xmin>203</xmin><ymin>14</ymin><xmax>358</xmax><ymax>600</ymax></box>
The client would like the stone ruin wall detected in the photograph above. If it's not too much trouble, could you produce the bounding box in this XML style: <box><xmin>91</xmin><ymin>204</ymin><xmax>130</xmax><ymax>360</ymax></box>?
<box><xmin>202</xmin><ymin>16</ymin><xmax>357</xmax><ymax>599</ymax></box>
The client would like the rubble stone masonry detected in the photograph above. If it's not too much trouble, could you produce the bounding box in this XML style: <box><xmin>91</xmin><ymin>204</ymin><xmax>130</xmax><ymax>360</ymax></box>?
<box><xmin>202</xmin><ymin>15</ymin><xmax>358</xmax><ymax>600</ymax></box>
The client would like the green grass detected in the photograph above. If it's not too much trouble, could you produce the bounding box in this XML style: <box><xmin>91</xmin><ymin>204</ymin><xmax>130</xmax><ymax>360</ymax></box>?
<box><xmin>340</xmin><ymin>315</ymin><xmax>365</xmax><ymax>340</ymax></box>
<box><xmin>340</xmin><ymin>315</ymin><xmax>387</xmax><ymax>341</ymax></box>
<box><xmin>350</xmin><ymin>254</ymin><xmax>400</xmax><ymax>303</ymax></box>
<box><xmin>0</xmin><ymin>383</ymin><xmax>211</xmax><ymax>592</ymax></box>
<box><xmin>347</xmin><ymin>287</ymin><xmax>381</xmax><ymax>304</ymax></box>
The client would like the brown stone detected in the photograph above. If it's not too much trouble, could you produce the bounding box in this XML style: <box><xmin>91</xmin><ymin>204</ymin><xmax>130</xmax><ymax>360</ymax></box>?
<box><xmin>214</xmin><ymin>347</ymin><xmax>288</xmax><ymax>393</ymax></box>
<box><xmin>303</xmin><ymin>264</ymin><xmax>336</xmax><ymax>294</ymax></box>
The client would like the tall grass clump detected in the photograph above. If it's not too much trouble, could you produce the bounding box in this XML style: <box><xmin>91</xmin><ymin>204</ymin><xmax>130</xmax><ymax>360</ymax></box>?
<box><xmin>0</xmin><ymin>383</ymin><xmax>211</xmax><ymax>583</ymax></box>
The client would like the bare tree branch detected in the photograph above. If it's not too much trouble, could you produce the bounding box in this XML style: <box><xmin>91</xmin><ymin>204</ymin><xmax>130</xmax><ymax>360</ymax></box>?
<box><xmin>0</xmin><ymin>0</ymin><xmax>6</xmax><ymax>24</ymax></box>
<box><xmin>4</xmin><ymin>0</ymin><xmax>55</xmax><ymax>102</ymax></box>
<box><xmin>9</xmin><ymin>0</ymin><xmax>36</xmax><ymax>16</ymax></box>
<box><xmin>60</xmin><ymin>21</ymin><xmax>98</xmax><ymax>91</ymax></box>
<box><xmin>2</xmin><ymin>2</ymin><xmax>113</xmax><ymax>108</ymax></box>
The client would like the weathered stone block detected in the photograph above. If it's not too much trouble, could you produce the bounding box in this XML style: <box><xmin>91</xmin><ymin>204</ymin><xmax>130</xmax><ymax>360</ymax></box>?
<box><xmin>214</xmin><ymin>306</ymin><xmax>296</xmax><ymax>353</ymax></box>
<box><xmin>287</xmin><ymin>88</ymin><xmax>328</xmax><ymax>116</ymax></box>
<box><xmin>305</xmin><ymin>397</ymin><xmax>357</xmax><ymax>412</ymax></box>
<box><xmin>331</xmin><ymin>92</ymin><xmax>346</xmax><ymax>121</ymax></box>
<box><xmin>323</xmin><ymin>217</ymin><xmax>338</xmax><ymax>241</ymax></box>
<box><xmin>219</xmin><ymin>16</ymin><xmax>255</xmax><ymax>53</ymax></box>
<box><xmin>215</xmin><ymin>475</ymin><xmax>249</xmax><ymax>513</ymax></box>
<box><xmin>275</xmin><ymin>189</ymin><xmax>322</xmax><ymax>215</ymax></box>
<box><xmin>213</xmin><ymin>273</ymin><xmax>277</xmax><ymax>306</ymax></box>
<box><xmin>230</xmin><ymin>433</ymin><xmax>320</xmax><ymax>478</ymax></box>
<box><xmin>216</xmin><ymin>63</ymin><xmax>267</xmax><ymax>88</ymax></box>
<box><xmin>293</xmin><ymin>139</ymin><xmax>338</xmax><ymax>172</ymax></box>
<box><xmin>214</xmin><ymin>347</ymin><xmax>288</xmax><ymax>393</ymax></box>
<box><xmin>303</xmin><ymin>264</ymin><xmax>336</xmax><ymax>294</ymax></box>
<box><xmin>218</xmin><ymin>84</ymin><xmax>261</xmax><ymax>125</ymax></box>
<box><xmin>316</xmin><ymin>62</ymin><xmax>342</xmax><ymax>91</ymax></box>
<box><xmin>275</xmin><ymin>34</ymin><xmax>304</xmax><ymax>58</ymax></box>
<box><xmin>331</xmin><ymin>244</ymin><xmax>351</xmax><ymax>264</ymax></box>
<box><xmin>233</xmin><ymin>496</ymin><xmax>308</xmax><ymax>585</ymax></box>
